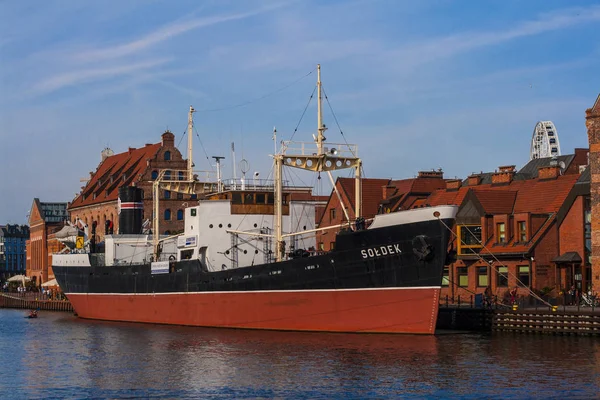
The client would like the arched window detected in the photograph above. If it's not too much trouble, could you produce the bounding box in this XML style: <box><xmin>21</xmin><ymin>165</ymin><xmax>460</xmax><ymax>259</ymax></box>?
<box><xmin>178</xmin><ymin>171</ymin><xmax>184</xmax><ymax>181</ymax></box>
<box><xmin>164</xmin><ymin>209</ymin><xmax>171</xmax><ymax>220</ymax></box>
<box><xmin>165</xmin><ymin>190</ymin><xmax>171</xmax><ymax>199</ymax></box>
<box><xmin>164</xmin><ymin>151</ymin><xmax>171</xmax><ymax>161</ymax></box>
<box><xmin>164</xmin><ymin>170</ymin><xmax>171</xmax><ymax>180</ymax></box>
<box><xmin>151</xmin><ymin>170</ymin><xmax>158</xmax><ymax>180</ymax></box>
<box><xmin>177</xmin><ymin>210</ymin><xmax>184</xmax><ymax>220</ymax></box>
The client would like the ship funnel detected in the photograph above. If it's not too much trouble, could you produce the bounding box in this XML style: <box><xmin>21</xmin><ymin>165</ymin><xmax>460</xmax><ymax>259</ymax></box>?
<box><xmin>118</xmin><ymin>186</ymin><xmax>144</xmax><ymax>234</ymax></box>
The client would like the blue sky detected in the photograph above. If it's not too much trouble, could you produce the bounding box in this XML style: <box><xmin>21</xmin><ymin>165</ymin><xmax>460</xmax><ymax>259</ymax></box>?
<box><xmin>1</xmin><ymin>0</ymin><xmax>599</xmax><ymax>224</ymax></box>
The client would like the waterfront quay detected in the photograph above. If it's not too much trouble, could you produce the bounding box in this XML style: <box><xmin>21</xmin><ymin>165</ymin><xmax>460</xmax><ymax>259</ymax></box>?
<box><xmin>0</xmin><ymin>292</ymin><xmax>73</xmax><ymax>312</ymax></box>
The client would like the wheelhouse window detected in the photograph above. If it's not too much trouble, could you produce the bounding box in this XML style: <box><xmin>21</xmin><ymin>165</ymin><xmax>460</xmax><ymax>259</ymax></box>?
<box><xmin>457</xmin><ymin>267</ymin><xmax>468</xmax><ymax>287</ymax></box>
<box><xmin>497</xmin><ymin>266</ymin><xmax>508</xmax><ymax>287</ymax></box>
<box><xmin>478</xmin><ymin>266</ymin><xmax>488</xmax><ymax>287</ymax></box>
<box><xmin>457</xmin><ymin>225</ymin><xmax>482</xmax><ymax>255</ymax></box>
<box><xmin>518</xmin><ymin>221</ymin><xmax>526</xmax><ymax>242</ymax></box>
<box><xmin>496</xmin><ymin>223</ymin><xmax>506</xmax><ymax>244</ymax></box>
<box><xmin>518</xmin><ymin>265</ymin><xmax>530</xmax><ymax>287</ymax></box>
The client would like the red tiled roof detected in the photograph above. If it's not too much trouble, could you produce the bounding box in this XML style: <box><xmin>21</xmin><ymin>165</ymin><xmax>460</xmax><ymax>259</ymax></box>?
<box><xmin>69</xmin><ymin>144</ymin><xmax>161</xmax><ymax>209</ymax></box>
<box><xmin>472</xmin><ymin>190</ymin><xmax>517</xmax><ymax>215</ymax></box>
<box><xmin>512</xmin><ymin>174</ymin><xmax>581</xmax><ymax>213</ymax></box>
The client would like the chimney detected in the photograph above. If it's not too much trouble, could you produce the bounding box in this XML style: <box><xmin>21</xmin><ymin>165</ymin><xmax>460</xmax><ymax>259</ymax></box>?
<box><xmin>382</xmin><ymin>185</ymin><xmax>396</xmax><ymax>199</ymax></box>
<box><xmin>492</xmin><ymin>165</ymin><xmax>516</xmax><ymax>185</ymax></box>
<box><xmin>128</xmin><ymin>147</ymin><xmax>136</xmax><ymax>154</ymax></box>
<box><xmin>538</xmin><ymin>165</ymin><xmax>560</xmax><ymax>180</ymax></box>
<box><xmin>418</xmin><ymin>170</ymin><xmax>444</xmax><ymax>179</ymax></box>
<box><xmin>467</xmin><ymin>174</ymin><xmax>481</xmax><ymax>186</ymax></box>
<box><xmin>445</xmin><ymin>179</ymin><xmax>461</xmax><ymax>191</ymax></box>
<box><xmin>586</xmin><ymin>94</ymin><xmax>600</xmax><ymax>291</ymax></box>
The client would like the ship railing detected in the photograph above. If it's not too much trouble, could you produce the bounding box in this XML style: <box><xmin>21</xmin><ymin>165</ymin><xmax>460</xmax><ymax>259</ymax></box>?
<box><xmin>280</xmin><ymin>141</ymin><xmax>358</xmax><ymax>158</ymax></box>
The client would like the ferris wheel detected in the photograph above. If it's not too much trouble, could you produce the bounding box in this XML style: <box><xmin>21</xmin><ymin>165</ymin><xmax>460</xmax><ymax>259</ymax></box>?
<box><xmin>530</xmin><ymin>121</ymin><xmax>561</xmax><ymax>160</ymax></box>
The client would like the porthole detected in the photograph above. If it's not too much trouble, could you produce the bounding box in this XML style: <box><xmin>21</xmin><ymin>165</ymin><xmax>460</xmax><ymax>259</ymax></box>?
<box><xmin>303</xmin><ymin>226</ymin><xmax>306</xmax><ymax>230</ymax></box>
<box><xmin>254</xmin><ymin>223</ymin><xmax>258</xmax><ymax>228</ymax></box>
<box><xmin>226</xmin><ymin>250</ymin><xmax>230</xmax><ymax>255</ymax></box>
<box><xmin>219</xmin><ymin>224</ymin><xmax>223</xmax><ymax>228</ymax></box>
<box><xmin>243</xmin><ymin>250</ymin><xmax>248</xmax><ymax>254</ymax></box>
<box><xmin>228</xmin><ymin>223</ymin><xmax>231</xmax><ymax>228</ymax></box>
<box><xmin>255</xmin><ymin>250</ymin><xmax>259</xmax><ymax>254</ymax></box>
<box><xmin>209</xmin><ymin>224</ymin><xmax>213</xmax><ymax>228</ymax></box>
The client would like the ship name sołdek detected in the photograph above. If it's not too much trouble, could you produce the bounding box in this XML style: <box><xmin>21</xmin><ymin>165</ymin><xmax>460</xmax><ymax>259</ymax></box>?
<box><xmin>361</xmin><ymin>244</ymin><xmax>402</xmax><ymax>259</ymax></box>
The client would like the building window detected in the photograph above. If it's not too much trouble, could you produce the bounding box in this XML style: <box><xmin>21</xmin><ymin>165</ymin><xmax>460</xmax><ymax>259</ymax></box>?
<box><xmin>151</xmin><ymin>170</ymin><xmax>158</xmax><ymax>180</ymax></box>
<box><xmin>518</xmin><ymin>221</ymin><xmax>526</xmax><ymax>242</ymax></box>
<box><xmin>177</xmin><ymin>210</ymin><xmax>184</xmax><ymax>220</ymax></box>
<box><xmin>496</xmin><ymin>223</ymin><xmax>506</xmax><ymax>244</ymax></box>
<box><xmin>330</xmin><ymin>208</ymin><xmax>337</xmax><ymax>221</ymax></box>
<box><xmin>164</xmin><ymin>151</ymin><xmax>171</xmax><ymax>161</ymax></box>
<box><xmin>457</xmin><ymin>267</ymin><xmax>468</xmax><ymax>287</ymax></box>
<box><xmin>319</xmin><ymin>242</ymin><xmax>324</xmax><ymax>251</ymax></box>
<box><xmin>330</xmin><ymin>242</ymin><xmax>336</xmax><ymax>250</ymax></box>
<box><xmin>164</xmin><ymin>170</ymin><xmax>171</xmax><ymax>180</ymax></box>
<box><xmin>457</xmin><ymin>225</ymin><xmax>482</xmax><ymax>255</ymax></box>
<box><xmin>165</xmin><ymin>190</ymin><xmax>171</xmax><ymax>199</ymax></box>
<box><xmin>164</xmin><ymin>209</ymin><xmax>171</xmax><ymax>220</ymax></box>
<box><xmin>497</xmin><ymin>266</ymin><xmax>508</xmax><ymax>287</ymax></box>
<box><xmin>518</xmin><ymin>265</ymin><xmax>530</xmax><ymax>287</ymax></box>
<box><xmin>478</xmin><ymin>266</ymin><xmax>488</xmax><ymax>287</ymax></box>
<box><xmin>442</xmin><ymin>267</ymin><xmax>449</xmax><ymax>286</ymax></box>
<box><xmin>191</xmin><ymin>194</ymin><xmax>197</xmax><ymax>200</ymax></box>
<box><xmin>178</xmin><ymin>171</ymin><xmax>184</xmax><ymax>181</ymax></box>
<box><xmin>177</xmin><ymin>193</ymin><xmax>183</xmax><ymax>200</ymax></box>
<box><xmin>584</xmin><ymin>197</ymin><xmax>591</xmax><ymax>266</ymax></box>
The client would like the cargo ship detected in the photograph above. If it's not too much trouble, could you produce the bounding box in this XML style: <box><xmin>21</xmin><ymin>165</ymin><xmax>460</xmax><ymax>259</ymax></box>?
<box><xmin>53</xmin><ymin>65</ymin><xmax>457</xmax><ymax>334</ymax></box>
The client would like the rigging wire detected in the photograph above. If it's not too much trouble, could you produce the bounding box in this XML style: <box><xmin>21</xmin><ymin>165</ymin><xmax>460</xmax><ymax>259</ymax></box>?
<box><xmin>193</xmin><ymin>123</ymin><xmax>215</xmax><ymax>172</ymax></box>
<box><xmin>196</xmin><ymin>68</ymin><xmax>316</xmax><ymax>113</ymax></box>
<box><xmin>321</xmin><ymin>86</ymin><xmax>358</xmax><ymax>158</ymax></box>
<box><xmin>288</xmin><ymin>85</ymin><xmax>317</xmax><ymax>143</ymax></box>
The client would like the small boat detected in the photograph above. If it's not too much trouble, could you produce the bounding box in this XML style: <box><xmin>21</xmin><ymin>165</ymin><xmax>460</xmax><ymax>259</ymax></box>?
<box><xmin>26</xmin><ymin>310</ymin><xmax>38</xmax><ymax>318</ymax></box>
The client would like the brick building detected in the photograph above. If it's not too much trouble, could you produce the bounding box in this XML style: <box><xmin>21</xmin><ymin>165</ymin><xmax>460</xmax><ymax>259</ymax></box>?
<box><xmin>422</xmin><ymin>154</ymin><xmax>589</xmax><ymax>302</ymax></box>
<box><xmin>586</xmin><ymin>94</ymin><xmax>600</xmax><ymax>291</ymax></box>
<box><xmin>68</xmin><ymin>131</ymin><xmax>195</xmax><ymax>242</ymax></box>
<box><xmin>25</xmin><ymin>200</ymin><xmax>68</xmax><ymax>285</ymax></box>
<box><xmin>0</xmin><ymin>224</ymin><xmax>29</xmax><ymax>282</ymax></box>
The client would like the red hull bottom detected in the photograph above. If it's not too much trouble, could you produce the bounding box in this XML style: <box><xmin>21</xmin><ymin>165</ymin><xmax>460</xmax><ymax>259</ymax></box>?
<box><xmin>66</xmin><ymin>287</ymin><xmax>441</xmax><ymax>334</ymax></box>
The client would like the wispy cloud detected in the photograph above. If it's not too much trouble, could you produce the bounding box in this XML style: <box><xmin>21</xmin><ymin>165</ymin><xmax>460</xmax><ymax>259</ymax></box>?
<box><xmin>73</xmin><ymin>2</ymin><xmax>289</xmax><ymax>63</ymax></box>
<box><xmin>386</xmin><ymin>5</ymin><xmax>600</xmax><ymax>72</ymax></box>
<box><xmin>30</xmin><ymin>58</ymin><xmax>170</xmax><ymax>95</ymax></box>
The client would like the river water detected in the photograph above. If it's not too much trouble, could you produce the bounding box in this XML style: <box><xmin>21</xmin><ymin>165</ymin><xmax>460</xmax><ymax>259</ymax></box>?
<box><xmin>1</xmin><ymin>309</ymin><xmax>598</xmax><ymax>399</ymax></box>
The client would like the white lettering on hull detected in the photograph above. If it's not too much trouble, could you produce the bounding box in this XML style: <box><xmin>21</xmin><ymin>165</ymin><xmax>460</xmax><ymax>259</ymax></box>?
<box><xmin>361</xmin><ymin>244</ymin><xmax>402</xmax><ymax>259</ymax></box>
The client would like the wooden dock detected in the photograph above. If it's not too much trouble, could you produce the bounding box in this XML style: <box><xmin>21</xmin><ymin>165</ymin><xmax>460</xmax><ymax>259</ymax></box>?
<box><xmin>493</xmin><ymin>309</ymin><xmax>600</xmax><ymax>336</ymax></box>
<box><xmin>0</xmin><ymin>293</ymin><xmax>73</xmax><ymax>312</ymax></box>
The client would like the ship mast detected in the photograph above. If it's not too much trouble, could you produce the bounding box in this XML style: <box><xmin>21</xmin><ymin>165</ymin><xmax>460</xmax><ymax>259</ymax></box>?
<box><xmin>187</xmin><ymin>105</ymin><xmax>195</xmax><ymax>181</ymax></box>
<box><xmin>273</xmin><ymin>64</ymin><xmax>362</xmax><ymax>262</ymax></box>
<box><xmin>153</xmin><ymin>105</ymin><xmax>197</xmax><ymax>261</ymax></box>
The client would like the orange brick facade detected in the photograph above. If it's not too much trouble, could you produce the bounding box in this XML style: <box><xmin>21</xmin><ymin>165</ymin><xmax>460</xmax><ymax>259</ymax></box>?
<box><xmin>587</xmin><ymin>95</ymin><xmax>600</xmax><ymax>290</ymax></box>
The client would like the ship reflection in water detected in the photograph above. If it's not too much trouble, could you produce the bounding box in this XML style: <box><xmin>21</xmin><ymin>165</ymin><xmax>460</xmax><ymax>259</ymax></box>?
<box><xmin>2</xmin><ymin>309</ymin><xmax>598</xmax><ymax>398</ymax></box>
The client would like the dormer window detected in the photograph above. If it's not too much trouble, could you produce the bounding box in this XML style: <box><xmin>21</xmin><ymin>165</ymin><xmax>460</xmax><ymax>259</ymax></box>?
<box><xmin>518</xmin><ymin>221</ymin><xmax>527</xmax><ymax>242</ymax></box>
<box><xmin>496</xmin><ymin>223</ymin><xmax>506</xmax><ymax>244</ymax></box>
